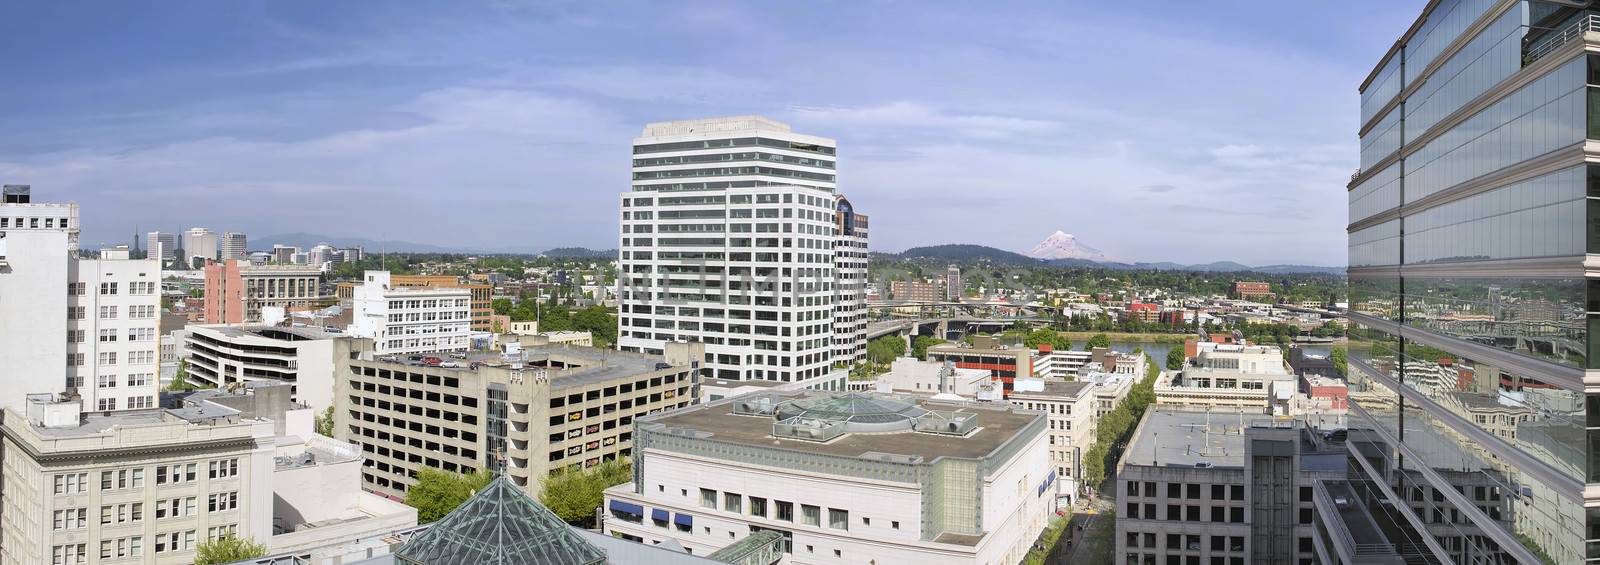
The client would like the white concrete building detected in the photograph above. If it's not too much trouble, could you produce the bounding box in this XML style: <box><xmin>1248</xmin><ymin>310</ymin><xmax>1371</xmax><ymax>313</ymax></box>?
<box><xmin>349</xmin><ymin>271</ymin><xmax>470</xmax><ymax>356</ymax></box>
<box><xmin>831</xmin><ymin>195</ymin><xmax>869</xmax><ymax>366</ymax></box>
<box><xmin>69</xmin><ymin>247</ymin><xmax>163</xmax><ymax>412</ymax></box>
<box><xmin>0</xmin><ymin>187</ymin><xmax>78</xmax><ymax>412</ymax></box>
<box><xmin>0</xmin><ymin>187</ymin><xmax>160</xmax><ymax>414</ymax></box>
<box><xmin>183</xmin><ymin>325</ymin><xmax>349</xmax><ymax>412</ymax></box>
<box><xmin>604</xmin><ymin>391</ymin><xmax>1054</xmax><ymax>565</ymax></box>
<box><xmin>0</xmin><ymin>393</ymin><xmax>276</xmax><ymax>565</ymax></box>
<box><xmin>617</xmin><ymin>116</ymin><xmax>853</xmax><ymax>391</ymax></box>
<box><xmin>1157</xmin><ymin>343</ymin><xmax>1295</xmax><ymax>411</ymax></box>
<box><xmin>182</xmin><ymin>227</ymin><xmax>218</xmax><ymax>264</ymax></box>
<box><xmin>267</xmin><ymin>434</ymin><xmax>416</xmax><ymax>556</ymax></box>
<box><xmin>220</xmin><ymin>232</ymin><xmax>247</xmax><ymax>261</ymax></box>
<box><xmin>850</xmin><ymin>358</ymin><xmax>994</xmax><ymax>399</ymax></box>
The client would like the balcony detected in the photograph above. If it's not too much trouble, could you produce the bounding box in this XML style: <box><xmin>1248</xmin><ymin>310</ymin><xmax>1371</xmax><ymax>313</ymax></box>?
<box><xmin>1524</xmin><ymin>13</ymin><xmax>1600</xmax><ymax>66</ymax></box>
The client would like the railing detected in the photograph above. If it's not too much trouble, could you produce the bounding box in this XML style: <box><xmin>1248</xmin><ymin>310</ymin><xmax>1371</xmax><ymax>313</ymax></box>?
<box><xmin>1524</xmin><ymin>14</ymin><xmax>1600</xmax><ymax>65</ymax></box>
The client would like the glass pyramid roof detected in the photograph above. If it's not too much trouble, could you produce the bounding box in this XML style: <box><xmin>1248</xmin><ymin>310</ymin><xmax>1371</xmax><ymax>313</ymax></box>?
<box><xmin>395</xmin><ymin>476</ymin><xmax>607</xmax><ymax>565</ymax></box>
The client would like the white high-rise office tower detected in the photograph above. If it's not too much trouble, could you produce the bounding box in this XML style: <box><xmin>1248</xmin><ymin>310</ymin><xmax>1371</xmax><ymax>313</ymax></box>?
<box><xmin>221</xmin><ymin>231</ymin><xmax>248</xmax><ymax>260</ymax></box>
<box><xmin>145</xmin><ymin>230</ymin><xmax>175</xmax><ymax>262</ymax></box>
<box><xmin>0</xmin><ymin>186</ymin><xmax>160</xmax><ymax>413</ymax></box>
<box><xmin>183</xmin><ymin>226</ymin><xmax>219</xmax><ymax>263</ymax></box>
<box><xmin>832</xmin><ymin>195</ymin><xmax>868</xmax><ymax>366</ymax></box>
<box><xmin>618</xmin><ymin>116</ymin><xmax>855</xmax><ymax>389</ymax></box>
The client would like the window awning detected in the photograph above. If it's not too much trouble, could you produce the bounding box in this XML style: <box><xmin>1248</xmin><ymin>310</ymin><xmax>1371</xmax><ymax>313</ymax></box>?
<box><xmin>609</xmin><ymin>500</ymin><xmax>644</xmax><ymax>516</ymax></box>
<box><xmin>674</xmin><ymin>513</ymin><xmax>694</xmax><ymax>527</ymax></box>
<box><xmin>652</xmin><ymin>508</ymin><xmax>670</xmax><ymax>521</ymax></box>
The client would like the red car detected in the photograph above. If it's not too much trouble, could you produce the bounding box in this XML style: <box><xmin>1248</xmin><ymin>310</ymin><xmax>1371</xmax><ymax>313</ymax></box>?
<box><xmin>421</xmin><ymin>356</ymin><xmax>442</xmax><ymax>366</ymax></box>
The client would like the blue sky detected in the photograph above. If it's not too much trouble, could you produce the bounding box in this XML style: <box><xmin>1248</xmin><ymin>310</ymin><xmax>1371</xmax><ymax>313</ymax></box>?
<box><xmin>0</xmin><ymin>1</ymin><xmax>1423</xmax><ymax>265</ymax></box>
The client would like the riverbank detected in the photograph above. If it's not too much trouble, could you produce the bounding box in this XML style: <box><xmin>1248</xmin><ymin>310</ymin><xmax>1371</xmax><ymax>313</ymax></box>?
<box><xmin>1058</xmin><ymin>332</ymin><xmax>1189</xmax><ymax>343</ymax></box>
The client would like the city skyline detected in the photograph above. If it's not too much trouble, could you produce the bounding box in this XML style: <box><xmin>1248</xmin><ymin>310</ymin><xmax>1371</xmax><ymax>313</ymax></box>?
<box><xmin>0</xmin><ymin>1</ymin><xmax>1422</xmax><ymax>266</ymax></box>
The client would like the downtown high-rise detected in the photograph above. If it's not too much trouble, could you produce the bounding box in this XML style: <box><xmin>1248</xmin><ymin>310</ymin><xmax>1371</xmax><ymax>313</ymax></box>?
<box><xmin>617</xmin><ymin>116</ymin><xmax>860</xmax><ymax>388</ymax></box>
<box><xmin>1348</xmin><ymin>2</ymin><xmax>1589</xmax><ymax>563</ymax></box>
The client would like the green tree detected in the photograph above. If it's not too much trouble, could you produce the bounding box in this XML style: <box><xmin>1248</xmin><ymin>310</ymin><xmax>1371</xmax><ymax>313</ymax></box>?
<box><xmin>406</xmin><ymin>468</ymin><xmax>494</xmax><ymax>524</ymax></box>
<box><xmin>1023</xmin><ymin>328</ymin><xmax>1072</xmax><ymax>351</ymax></box>
<box><xmin>866</xmin><ymin>335</ymin><xmax>908</xmax><ymax>366</ymax></box>
<box><xmin>1084</xmin><ymin>333</ymin><xmax>1111</xmax><ymax>350</ymax></box>
<box><xmin>911</xmin><ymin>336</ymin><xmax>943</xmax><ymax>359</ymax></box>
<box><xmin>492</xmin><ymin>298</ymin><xmax>513</xmax><ymax>315</ymax></box>
<box><xmin>541</xmin><ymin>459</ymin><xmax>632</xmax><ymax>527</ymax></box>
<box><xmin>165</xmin><ymin>360</ymin><xmax>208</xmax><ymax>392</ymax></box>
<box><xmin>314</xmin><ymin>406</ymin><xmax>335</xmax><ymax>437</ymax></box>
<box><xmin>194</xmin><ymin>535</ymin><xmax>268</xmax><ymax>565</ymax></box>
<box><xmin>1330</xmin><ymin>347</ymin><xmax>1348</xmax><ymax>377</ymax></box>
<box><xmin>1165</xmin><ymin>347</ymin><xmax>1186</xmax><ymax>371</ymax></box>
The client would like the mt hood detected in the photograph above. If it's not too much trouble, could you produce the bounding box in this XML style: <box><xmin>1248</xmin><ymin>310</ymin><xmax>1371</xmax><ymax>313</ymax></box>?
<box><xmin>1025</xmin><ymin>231</ymin><xmax>1126</xmax><ymax>263</ymax></box>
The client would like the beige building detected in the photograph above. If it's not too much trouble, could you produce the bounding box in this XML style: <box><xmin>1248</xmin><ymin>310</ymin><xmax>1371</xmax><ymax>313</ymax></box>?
<box><xmin>334</xmin><ymin>341</ymin><xmax>703</xmax><ymax>500</ymax></box>
<box><xmin>1009</xmin><ymin>379</ymin><xmax>1096</xmax><ymax>503</ymax></box>
<box><xmin>0</xmin><ymin>394</ymin><xmax>275</xmax><ymax>565</ymax></box>
<box><xmin>1156</xmin><ymin>343</ymin><xmax>1294</xmax><ymax>411</ymax></box>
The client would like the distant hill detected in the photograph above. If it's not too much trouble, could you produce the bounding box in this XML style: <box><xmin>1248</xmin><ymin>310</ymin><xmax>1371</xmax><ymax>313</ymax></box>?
<box><xmin>883</xmin><ymin>242</ymin><xmax>1341</xmax><ymax>274</ymax></box>
<box><xmin>541</xmin><ymin>247</ymin><xmax>615</xmax><ymax>259</ymax></box>
<box><xmin>887</xmin><ymin>244</ymin><xmax>1039</xmax><ymax>266</ymax></box>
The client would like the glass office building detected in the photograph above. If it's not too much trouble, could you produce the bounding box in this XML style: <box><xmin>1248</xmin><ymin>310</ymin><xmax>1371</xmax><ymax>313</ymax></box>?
<box><xmin>1348</xmin><ymin>1</ymin><xmax>1593</xmax><ymax>563</ymax></box>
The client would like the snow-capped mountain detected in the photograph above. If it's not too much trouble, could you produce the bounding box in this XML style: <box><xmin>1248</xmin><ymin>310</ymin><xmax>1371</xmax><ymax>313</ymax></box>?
<box><xmin>1025</xmin><ymin>230</ymin><xmax>1126</xmax><ymax>263</ymax></box>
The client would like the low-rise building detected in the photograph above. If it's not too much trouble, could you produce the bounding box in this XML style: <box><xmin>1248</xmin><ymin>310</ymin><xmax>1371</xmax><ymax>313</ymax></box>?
<box><xmin>389</xmin><ymin>274</ymin><xmax>494</xmax><ymax>332</ymax></box>
<box><xmin>334</xmin><ymin>342</ymin><xmax>703</xmax><ymax>501</ymax></box>
<box><xmin>1157</xmin><ymin>343</ymin><xmax>1295</xmax><ymax>411</ymax></box>
<box><xmin>603</xmin><ymin>391</ymin><xmax>1054</xmax><ymax>565</ymax></box>
<box><xmin>204</xmin><ymin>260</ymin><xmax>325</xmax><ymax>324</ymax></box>
<box><xmin>183</xmin><ymin>325</ymin><xmax>356</xmax><ymax>412</ymax></box>
<box><xmin>348</xmin><ymin>271</ymin><xmax>471</xmax><ymax>356</ymax></box>
<box><xmin>850</xmin><ymin>358</ymin><xmax>995</xmax><ymax>399</ymax></box>
<box><xmin>0</xmin><ymin>393</ymin><xmax>277</xmax><ymax>565</ymax></box>
<box><xmin>889</xmin><ymin>280</ymin><xmax>941</xmax><ymax>302</ymax></box>
<box><xmin>1229</xmin><ymin>281</ymin><xmax>1275</xmax><ymax>302</ymax></box>
<box><xmin>1287</xmin><ymin>345</ymin><xmax>1338</xmax><ymax>379</ymax></box>
<box><xmin>926</xmin><ymin>336</ymin><xmax>1033</xmax><ymax>396</ymax></box>
<box><xmin>1009</xmin><ymin>379</ymin><xmax>1096</xmax><ymax>503</ymax></box>
<box><xmin>267</xmin><ymin>433</ymin><xmax>416</xmax><ymax>556</ymax></box>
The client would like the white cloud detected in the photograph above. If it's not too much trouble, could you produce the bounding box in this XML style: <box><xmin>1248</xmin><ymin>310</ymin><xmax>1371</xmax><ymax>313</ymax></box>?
<box><xmin>789</xmin><ymin>102</ymin><xmax>1061</xmax><ymax>140</ymax></box>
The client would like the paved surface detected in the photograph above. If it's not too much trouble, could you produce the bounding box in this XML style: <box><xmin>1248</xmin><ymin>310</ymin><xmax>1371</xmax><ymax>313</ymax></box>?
<box><xmin>1046</xmin><ymin>483</ymin><xmax>1117</xmax><ymax>564</ymax></box>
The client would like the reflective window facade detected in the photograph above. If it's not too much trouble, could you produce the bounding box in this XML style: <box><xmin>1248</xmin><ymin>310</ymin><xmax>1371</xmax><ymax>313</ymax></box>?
<box><xmin>1350</xmin><ymin>3</ymin><xmax>1593</xmax><ymax>563</ymax></box>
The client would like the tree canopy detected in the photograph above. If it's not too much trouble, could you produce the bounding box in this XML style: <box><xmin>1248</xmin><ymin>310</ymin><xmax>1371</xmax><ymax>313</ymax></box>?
<box><xmin>540</xmin><ymin>459</ymin><xmax>632</xmax><ymax>527</ymax></box>
<box><xmin>1165</xmin><ymin>347</ymin><xmax>1186</xmax><ymax>371</ymax></box>
<box><xmin>406</xmin><ymin>468</ymin><xmax>494</xmax><ymax>524</ymax></box>
<box><xmin>1084</xmin><ymin>333</ymin><xmax>1111</xmax><ymax>350</ymax></box>
<box><xmin>194</xmin><ymin>535</ymin><xmax>268</xmax><ymax>565</ymax></box>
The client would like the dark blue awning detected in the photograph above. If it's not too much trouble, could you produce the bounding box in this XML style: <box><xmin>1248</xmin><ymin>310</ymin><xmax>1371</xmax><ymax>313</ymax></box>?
<box><xmin>673</xmin><ymin>513</ymin><xmax>694</xmax><ymax>527</ymax></box>
<box><xmin>609</xmin><ymin>500</ymin><xmax>644</xmax><ymax>516</ymax></box>
<box><xmin>652</xmin><ymin>508</ymin><xmax>670</xmax><ymax>521</ymax></box>
<box><xmin>1039</xmin><ymin>470</ymin><xmax>1057</xmax><ymax>496</ymax></box>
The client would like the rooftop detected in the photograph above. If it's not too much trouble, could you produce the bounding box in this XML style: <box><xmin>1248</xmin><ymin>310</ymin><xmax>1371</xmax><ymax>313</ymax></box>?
<box><xmin>641</xmin><ymin>391</ymin><xmax>1041</xmax><ymax>462</ymax></box>
<box><xmin>198</xmin><ymin>324</ymin><xmax>338</xmax><ymax>341</ymax></box>
<box><xmin>1124</xmin><ymin>408</ymin><xmax>1251</xmax><ymax>468</ymax></box>
<box><xmin>1009</xmin><ymin>379</ymin><xmax>1093</xmax><ymax>399</ymax></box>
<box><xmin>367</xmin><ymin>344</ymin><xmax>683</xmax><ymax>390</ymax></box>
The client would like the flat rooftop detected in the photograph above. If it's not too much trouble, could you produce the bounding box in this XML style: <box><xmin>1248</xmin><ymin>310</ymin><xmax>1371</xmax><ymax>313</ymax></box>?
<box><xmin>368</xmin><ymin>344</ymin><xmax>680</xmax><ymax>390</ymax></box>
<box><xmin>1009</xmin><ymin>380</ymin><xmax>1092</xmax><ymax>399</ymax></box>
<box><xmin>1124</xmin><ymin>408</ymin><xmax>1251</xmax><ymax>468</ymax></box>
<box><xmin>643</xmin><ymin>393</ymin><xmax>1040</xmax><ymax>462</ymax></box>
<box><xmin>199</xmin><ymin>324</ymin><xmax>337</xmax><ymax>341</ymax></box>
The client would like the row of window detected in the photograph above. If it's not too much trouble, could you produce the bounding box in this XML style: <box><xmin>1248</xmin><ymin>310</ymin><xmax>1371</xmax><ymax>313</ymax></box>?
<box><xmin>3</xmin><ymin>215</ymin><xmax>69</xmax><ymax>229</ymax></box>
